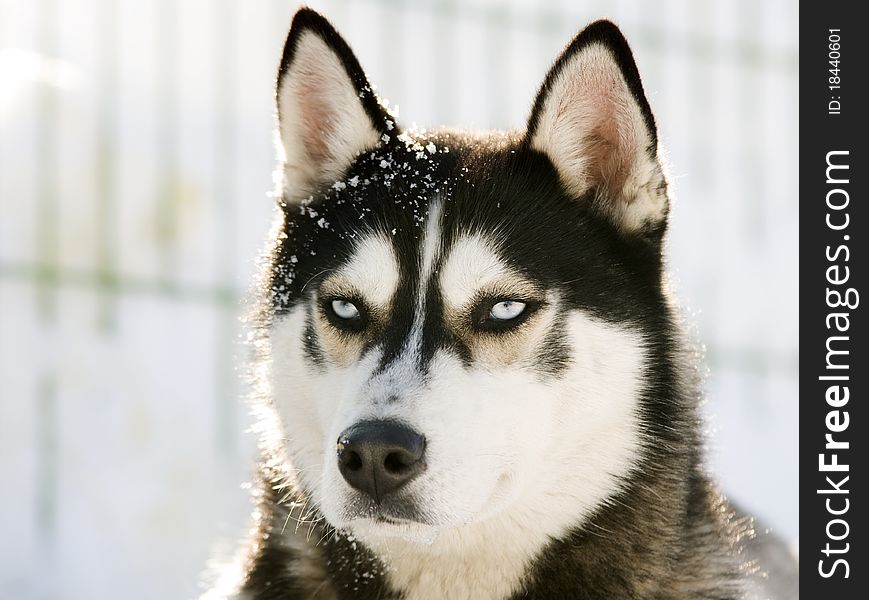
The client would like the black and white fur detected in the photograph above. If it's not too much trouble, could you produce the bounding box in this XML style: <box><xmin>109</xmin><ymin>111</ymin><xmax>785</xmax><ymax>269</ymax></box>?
<box><xmin>205</xmin><ymin>8</ymin><xmax>797</xmax><ymax>599</ymax></box>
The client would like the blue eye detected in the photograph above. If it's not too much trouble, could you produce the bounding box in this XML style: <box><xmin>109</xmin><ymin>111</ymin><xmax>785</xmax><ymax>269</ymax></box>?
<box><xmin>331</xmin><ymin>299</ymin><xmax>360</xmax><ymax>320</ymax></box>
<box><xmin>489</xmin><ymin>300</ymin><xmax>526</xmax><ymax>321</ymax></box>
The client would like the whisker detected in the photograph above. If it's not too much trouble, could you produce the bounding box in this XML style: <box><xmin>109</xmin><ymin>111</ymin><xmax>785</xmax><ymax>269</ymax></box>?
<box><xmin>301</xmin><ymin>269</ymin><xmax>334</xmax><ymax>293</ymax></box>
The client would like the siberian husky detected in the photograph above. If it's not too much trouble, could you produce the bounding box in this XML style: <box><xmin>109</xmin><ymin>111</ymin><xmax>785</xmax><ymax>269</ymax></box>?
<box><xmin>207</xmin><ymin>8</ymin><xmax>797</xmax><ymax>599</ymax></box>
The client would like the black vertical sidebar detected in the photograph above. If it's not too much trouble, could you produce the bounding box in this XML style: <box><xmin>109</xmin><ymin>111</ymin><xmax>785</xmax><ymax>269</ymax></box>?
<box><xmin>800</xmin><ymin>2</ymin><xmax>866</xmax><ymax>597</ymax></box>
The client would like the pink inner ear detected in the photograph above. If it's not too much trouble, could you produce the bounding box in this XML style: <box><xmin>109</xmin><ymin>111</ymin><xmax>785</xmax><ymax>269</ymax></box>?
<box><xmin>538</xmin><ymin>54</ymin><xmax>648</xmax><ymax>202</ymax></box>
<box><xmin>296</xmin><ymin>74</ymin><xmax>336</xmax><ymax>164</ymax></box>
<box><xmin>583</xmin><ymin>81</ymin><xmax>639</xmax><ymax>197</ymax></box>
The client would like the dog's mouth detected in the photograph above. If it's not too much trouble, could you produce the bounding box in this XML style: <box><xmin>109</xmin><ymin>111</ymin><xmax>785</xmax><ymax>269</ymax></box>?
<box><xmin>335</xmin><ymin>485</ymin><xmax>425</xmax><ymax>519</ymax></box>
<box><xmin>371</xmin><ymin>513</ymin><xmax>411</xmax><ymax>526</ymax></box>
<box><xmin>339</xmin><ymin>494</ymin><xmax>436</xmax><ymax>538</ymax></box>
<box><xmin>347</xmin><ymin>509</ymin><xmax>440</xmax><ymax>545</ymax></box>
<box><xmin>346</xmin><ymin>501</ymin><xmax>429</xmax><ymax>526</ymax></box>
<box><xmin>338</xmin><ymin>470</ymin><xmax>517</xmax><ymax>534</ymax></box>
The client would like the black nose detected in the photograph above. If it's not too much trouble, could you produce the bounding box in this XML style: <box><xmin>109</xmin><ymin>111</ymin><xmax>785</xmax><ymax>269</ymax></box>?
<box><xmin>337</xmin><ymin>420</ymin><xmax>426</xmax><ymax>502</ymax></box>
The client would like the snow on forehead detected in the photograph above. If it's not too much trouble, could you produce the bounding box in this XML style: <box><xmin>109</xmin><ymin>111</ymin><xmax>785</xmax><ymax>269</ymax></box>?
<box><xmin>339</xmin><ymin>232</ymin><xmax>400</xmax><ymax>307</ymax></box>
<box><xmin>300</xmin><ymin>130</ymin><xmax>456</xmax><ymax>233</ymax></box>
<box><xmin>286</xmin><ymin>130</ymin><xmax>453</xmax><ymax>234</ymax></box>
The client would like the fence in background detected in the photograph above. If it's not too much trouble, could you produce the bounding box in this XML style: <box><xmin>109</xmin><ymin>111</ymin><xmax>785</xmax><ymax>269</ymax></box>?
<box><xmin>0</xmin><ymin>0</ymin><xmax>798</xmax><ymax>598</ymax></box>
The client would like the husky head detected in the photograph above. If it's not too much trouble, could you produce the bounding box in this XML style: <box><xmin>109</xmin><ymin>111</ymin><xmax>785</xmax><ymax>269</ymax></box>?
<box><xmin>262</xmin><ymin>9</ymin><xmax>675</xmax><ymax>550</ymax></box>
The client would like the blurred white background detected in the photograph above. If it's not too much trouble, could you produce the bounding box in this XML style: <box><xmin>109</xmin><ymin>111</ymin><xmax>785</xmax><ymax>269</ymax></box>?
<box><xmin>0</xmin><ymin>0</ymin><xmax>797</xmax><ymax>598</ymax></box>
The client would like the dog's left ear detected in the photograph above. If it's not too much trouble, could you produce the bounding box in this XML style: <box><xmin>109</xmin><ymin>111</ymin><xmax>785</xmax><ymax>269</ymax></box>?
<box><xmin>527</xmin><ymin>20</ymin><xmax>668</xmax><ymax>235</ymax></box>
<box><xmin>275</xmin><ymin>9</ymin><xmax>393</xmax><ymax>200</ymax></box>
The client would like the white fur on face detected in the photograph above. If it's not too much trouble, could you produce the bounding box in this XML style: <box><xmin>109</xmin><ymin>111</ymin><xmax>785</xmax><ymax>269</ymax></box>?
<box><xmin>531</xmin><ymin>42</ymin><xmax>668</xmax><ymax>232</ymax></box>
<box><xmin>267</xmin><ymin>225</ymin><xmax>649</xmax><ymax>598</ymax></box>
<box><xmin>407</xmin><ymin>198</ymin><xmax>444</xmax><ymax>352</ymax></box>
<box><xmin>439</xmin><ymin>233</ymin><xmax>518</xmax><ymax>308</ymax></box>
<box><xmin>277</xmin><ymin>31</ymin><xmax>381</xmax><ymax>199</ymax></box>
<box><xmin>328</xmin><ymin>233</ymin><xmax>400</xmax><ymax>309</ymax></box>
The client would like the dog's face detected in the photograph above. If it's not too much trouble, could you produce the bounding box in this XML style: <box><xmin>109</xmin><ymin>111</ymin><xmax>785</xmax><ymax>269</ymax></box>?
<box><xmin>264</xmin><ymin>11</ymin><xmax>670</xmax><ymax>545</ymax></box>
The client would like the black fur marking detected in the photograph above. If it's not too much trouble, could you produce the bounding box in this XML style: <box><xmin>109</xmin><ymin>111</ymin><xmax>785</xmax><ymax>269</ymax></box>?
<box><xmin>534</xmin><ymin>312</ymin><xmax>571</xmax><ymax>377</ymax></box>
<box><xmin>301</xmin><ymin>313</ymin><xmax>325</xmax><ymax>366</ymax></box>
<box><xmin>420</xmin><ymin>286</ymin><xmax>475</xmax><ymax>369</ymax></box>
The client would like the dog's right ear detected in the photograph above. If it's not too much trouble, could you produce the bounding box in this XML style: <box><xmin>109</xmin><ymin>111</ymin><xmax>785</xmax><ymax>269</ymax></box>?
<box><xmin>276</xmin><ymin>9</ymin><xmax>392</xmax><ymax>200</ymax></box>
<box><xmin>526</xmin><ymin>20</ymin><xmax>668</xmax><ymax>237</ymax></box>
